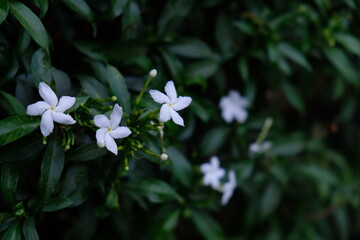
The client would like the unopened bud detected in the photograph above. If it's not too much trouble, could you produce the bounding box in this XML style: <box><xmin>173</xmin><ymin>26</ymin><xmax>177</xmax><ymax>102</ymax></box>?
<box><xmin>111</xmin><ymin>96</ymin><xmax>117</xmax><ymax>101</ymax></box>
<box><xmin>161</xmin><ymin>153</ymin><xmax>168</xmax><ymax>161</ymax></box>
<box><xmin>149</xmin><ymin>69</ymin><xmax>157</xmax><ymax>78</ymax></box>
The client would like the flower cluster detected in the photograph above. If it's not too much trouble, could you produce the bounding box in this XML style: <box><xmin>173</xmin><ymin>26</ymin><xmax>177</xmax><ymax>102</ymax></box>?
<box><xmin>219</xmin><ymin>90</ymin><xmax>249</xmax><ymax>123</ymax></box>
<box><xmin>200</xmin><ymin>156</ymin><xmax>237</xmax><ymax>205</ymax></box>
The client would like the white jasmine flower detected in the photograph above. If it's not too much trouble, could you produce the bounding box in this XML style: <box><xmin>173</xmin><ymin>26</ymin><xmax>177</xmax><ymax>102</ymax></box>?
<box><xmin>219</xmin><ymin>90</ymin><xmax>249</xmax><ymax>123</ymax></box>
<box><xmin>26</xmin><ymin>82</ymin><xmax>76</xmax><ymax>137</ymax></box>
<box><xmin>200</xmin><ymin>156</ymin><xmax>226</xmax><ymax>190</ymax></box>
<box><xmin>149</xmin><ymin>69</ymin><xmax>157</xmax><ymax>78</ymax></box>
<box><xmin>149</xmin><ymin>81</ymin><xmax>192</xmax><ymax>126</ymax></box>
<box><xmin>221</xmin><ymin>170</ymin><xmax>237</xmax><ymax>205</ymax></box>
<box><xmin>249</xmin><ymin>141</ymin><xmax>272</xmax><ymax>154</ymax></box>
<box><xmin>94</xmin><ymin>104</ymin><xmax>131</xmax><ymax>155</ymax></box>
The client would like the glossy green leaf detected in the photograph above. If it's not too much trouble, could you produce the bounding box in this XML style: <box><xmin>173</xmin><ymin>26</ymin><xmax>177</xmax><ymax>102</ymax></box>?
<box><xmin>59</xmin><ymin>166</ymin><xmax>88</xmax><ymax>207</ymax></box>
<box><xmin>192</xmin><ymin>210</ymin><xmax>225</xmax><ymax>240</ymax></box>
<box><xmin>200</xmin><ymin>126</ymin><xmax>230</xmax><ymax>156</ymax></box>
<box><xmin>260</xmin><ymin>181</ymin><xmax>281</xmax><ymax>218</ymax></box>
<box><xmin>38</xmin><ymin>0</ymin><xmax>48</xmax><ymax>18</ymax></box>
<box><xmin>9</xmin><ymin>2</ymin><xmax>49</xmax><ymax>50</ymax></box>
<box><xmin>0</xmin><ymin>90</ymin><xmax>25</xmax><ymax>115</ymax></box>
<box><xmin>68</xmin><ymin>142</ymin><xmax>107</xmax><ymax>161</ymax></box>
<box><xmin>323</xmin><ymin>47</ymin><xmax>358</xmax><ymax>86</ymax></box>
<box><xmin>282</xmin><ymin>81</ymin><xmax>304</xmax><ymax>113</ymax></box>
<box><xmin>215</xmin><ymin>15</ymin><xmax>233</xmax><ymax>58</ymax></box>
<box><xmin>334</xmin><ymin>33</ymin><xmax>360</xmax><ymax>57</ymax></box>
<box><xmin>110</xmin><ymin>0</ymin><xmax>128</xmax><ymax>18</ymax></box>
<box><xmin>23</xmin><ymin>217</ymin><xmax>39</xmax><ymax>240</ymax></box>
<box><xmin>0</xmin><ymin>115</ymin><xmax>40</xmax><ymax>146</ymax></box>
<box><xmin>31</xmin><ymin>48</ymin><xmax>52</xmax><ymax>86</ymax></box>
<box><xmin>122</xmin><ymin>1</ymin><xmax>140</xmax><ymax>30</ymax></box>
<box><xmin>167</xmin><ymin>38</ymin><xmax>213</xmax><ymax>59</ymax></box>
<box><xmin>278</xmin><ymin>43</ymin><xmax>312</xmax><ymax>71</ymax></box>
<box><xmin>238</xmin><ymin>57</ymin><xmax>249</xmax><ymax>81</ymax></box>
<box><xmin>105</xmin><ymin>65</ymin><xmax>131</xmax><ymax>112</ymax></box>
<box><xmin>43</xmin><ymin>197</ymin><xmax>74</xmax><ymax>212</ymax></box>
<box><xmin>79</xmin><ymin>75</ymin><xmax>110</xmax><ymax>100</ymax></box>
<box><xmin>1</xmin><ymin>163</ymin><xmax>19</xmax><ymax>204</ymax></box>
<box><xmin>3</xmin><ymin>222</ymin><xmax>21</xmax><ymax>240</ymax></box>
<box><xmin>122</xmin><ymin>179</ymin><xmax>183</xmax><ymax>203</ymax></box>
<box><xmin>38</xmin><ymin>136</ymin><xmax>65</xmax><ymax>200</ymax></box>
<box><xmin>187</xmin><ymin>59</ymin><xmax>219</xmax><ymax>78</ymax></box>
<box><xmin>63</xmin><ymin>0</ymin><xmax>93</xmax><ymax>21</ymax></box>
<box><xmin>0</xmin><ymin>0</ymin><xmax>8</xmax><ymax>25</ymax></box>
<box><xmin>167</xmin><ymin>146</ymin><xmax>194</xmax><ymax>188</ymax></box>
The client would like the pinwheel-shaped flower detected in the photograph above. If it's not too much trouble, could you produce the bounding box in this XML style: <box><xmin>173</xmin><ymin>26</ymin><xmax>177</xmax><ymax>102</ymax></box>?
<box><xmin>221</xmin><ymin>170</ymin><xmax>237</xmax><ymax>205</ymax></box>
<box><xmin>26</xmin><ymin>82</ymin><xmax>76</xmax><ymax>137</ymax></box>
<box><xmin>200</xmin><ymin>156</ymin><xmax>226</xmax><ymax>190</ymax></box>
<box><xmin>94</xmin><ymin>104</ymin><xmax>131</xmax><ymax>155</ymax></box>
<box><xmin>149</xmin><ymin>81</ymin><xmax>192</xmax><ymax>126</ymax></box>
<box><xmin>219</xmin><ymin>90</ymin><xmax>249</xmax><ymax>123</ymax></box>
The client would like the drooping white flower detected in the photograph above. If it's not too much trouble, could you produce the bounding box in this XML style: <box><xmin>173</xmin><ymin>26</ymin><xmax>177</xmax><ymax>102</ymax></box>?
<box><xmin>221</xmin><ymin>170</ymin><xmax>237</xmax><ymax>205</ymax></box>
<box><xmin>249</xmin><ymin>141</ymin><xmax>272</xmax><ymax>154</ymax></box>
<box><xmin>26</xmin><ymin>82</ymin><xmax>76</xmax><ymax>137</ymax></box>
<box><xmin>149</xmin><ymin>81</ymin><xmax>192</xmax><ymax>126</ymax></box>
<box><xmin>200</xmin><ymin>156</ymin><xmax>226</xmax><ymax>190</ymax></box>
<box><xmin>219</xmin><ymin>90</ymin><xmax>249</xmax><ymax>123</ymax></box>
<box><xmin>94</xmin><ymin>104</ymin><xmax>131</xmax><ymax>155</ymax></box>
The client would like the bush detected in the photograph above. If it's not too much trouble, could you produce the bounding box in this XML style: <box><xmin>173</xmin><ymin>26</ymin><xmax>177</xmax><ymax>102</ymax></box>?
<box><xmin>1</xmin><ymin>0</ymin><xmax>360</xmax><ymax>239</ymax></box>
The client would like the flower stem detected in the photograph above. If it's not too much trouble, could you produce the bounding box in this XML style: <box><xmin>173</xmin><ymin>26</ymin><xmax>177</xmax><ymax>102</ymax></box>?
<box><xmin>135</xmin><ymin>74</ymin><xmax>155</xmax><ymax>107</ymax></box>
<box><xmin>256</xmin><ymin>117</ymin><xmax>273</xmax><ymax>144</ymax></box>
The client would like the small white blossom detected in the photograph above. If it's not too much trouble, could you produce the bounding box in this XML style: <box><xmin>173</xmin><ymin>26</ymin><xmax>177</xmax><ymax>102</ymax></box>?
<box><xmin>149</xmin><ymin>81</ymin><xmax>192</xmax><ymax>126</ymax></box>
<box><xmin>200</xmin><ymin>156</ymin><xmax>225</xmax><ymax>190</ymax></box>
<box><xmin>94</xmin><ymin>104</ymin><xmax>131</xmax><ymax>155</ymax></box>
<box><xmin>219</xmin><ymin>90</ymin><xmax>249</xmax><ymax>123</ymax></box>
<box><xmin>149</xmin><ymin>69</ymin><xmax>157</xmax><ymax>78</ymax></box>
<box><xmin>26</xmin><ymin>82</ymin><xmax>76</xmax><ymax>137</ymax></box>
<box><xmin>249</xmin><ymin>141</ymin><xmax>272</xmax><ymax>154</ymax></box>
<box><xmin>221</xmin><ymin>170</ymin><xmax>237</xmax><ymax>205</ymax></box>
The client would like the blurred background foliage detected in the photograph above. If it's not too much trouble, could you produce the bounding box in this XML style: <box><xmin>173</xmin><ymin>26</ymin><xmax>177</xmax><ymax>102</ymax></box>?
<box><xmin>1</xmin><ymin>0</ymin><xmax>360</xmax><ymax>239</ymax></box>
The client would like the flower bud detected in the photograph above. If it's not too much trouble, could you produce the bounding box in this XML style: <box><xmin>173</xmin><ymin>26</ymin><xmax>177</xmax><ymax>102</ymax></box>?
<box><xmin>111</xmin><ymin>96</ymin><xmax>117</xmax><ymax>101</ymax></box>
<box><xmin>149</xmin><ymin>69</ymin><xmax>157</xmax><ymax>78</ymax></box>
<box><xmin>160</xmin><ymin>153</ymin><xmax>168</xmax><ymax>161</ymax></box>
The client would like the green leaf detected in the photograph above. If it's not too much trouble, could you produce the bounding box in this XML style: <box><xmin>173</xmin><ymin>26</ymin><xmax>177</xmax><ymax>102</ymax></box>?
<box><xmin>59</xmin><ymin>166</ymin><xmax>88</xmax><ymax>207</ymax></box>
<box><xmin>282</xmin><ymin>81</ymin><xmax>304</xmax><ymax>113</ymax></box>
<box><xmin>110</xmin><ymin>0</ymin><xmax>128</xmax><ymax>18</ymax></box>
<box><xmin>105</xmin><ymin>65</ymin><xmax>131</xmax><ymax>112</ymax></box>
<box><xmin>23</xmin><ymin>217</ymin><xmax>39</xmax><ymax>240</ymax></box>
<box><xmin>0</xmin><ymin>0</ymin><xmax>9</xmax><ymax>25</ymax></box>
<box><xmin>68</xmin><ymin>142</ymin><xmax>107</xmax><ymax>162</ymax></box>
<box><xmin>187</xmin><ymin>59</ymin><xmax>219</xmax><ymax>78</ymax></box>
<box><xmin>31</xmin><ymin>48</ymin><xmax>52</xmax><ymax>86</ymax></box>
<box><xmin>63</xmin><ymin>0</ymin><xmax>93</xmax><ymax>21</ymax></box>
<box><xmin>334</xmin><ymin>33</ymin><xmax>360</xmax><ymax>57</ymax></box>
<box><xmin>79</xmin><ymin>75</ymin><xmax>110</xmax><ymax>100</ymax></box>
<box><xmin>297</xmin><ymin>164</ymin><xmax>337</xmax><ymax>185</ymax></box>
<box><xmin>105</xmin><ymin>184</ymin><xmax>120</xmax><ymax>210</ymax></box>
<box><xmin>3</xmin><ymin>222</ymin><xmax>21</xmax><ymax>240</ymax></box>
<box><xmin>42</xmin><ymin>197</ymin><xmax>73</xmax><ymax>212</ymax></box>
<box><xmin>323</xmin><ymin>47</ymin><xmax>358</xmax><ymax>86</ymax></box>
<box><xmin>167</xmin><ymin>38</ymin><xmax>213</xmax><ymax>59</ymax></box>
<box><xmin>122</xmin><ymin>1</ymin><xmax>140</xmax><ymax>31</ymax></box>
<box><xmin>215</xmin><ymin>15</ymin><xmax>233</xmax><ymax>59</ymax></box>
<box><xmin>259</xmin><ymin>181</ymin><xmax>281</xmax><ymax>218</ymax></box>
<box><xmin>65</xmin><ymin>96</ymin><xmax>89</xmax><ymax>113</ymax></box>
<box><xmin>38</xmin><ymin>0</ymin><xmax>48</xmax><ymax>18</ymax></box>
<box><xmin>191</xmin><ymin>210</ymin><xmax>225</xmax><ymax>240</ymax></box>
<box><xmin>238</xmin><ymin>57</ymin><xmax>249</xmax><ymax>81</ymax></box>
<box><xmin>1</xmin><ymin>163</ymin><xmax>19</xmax><ymax>204</ymax></box>
<box><xmin>278</xmin><ymin>43</ymin><xmax>312</xmax><ymax>71</ymax></box>
<box><xmin>122</xmin><ymin>179</ymin><xmax>183</xmax><ymax>203</ymax></box>
<box><xmin>167</xmin><ymin>146</ymin><xmax>194</xmax><ymax>188</ymax></box>
<box><xmin>200</xmin><ymin>126</ymin><xmax>230</xmax><ymax>156</ymax></box>
<box><xmin>38</xmin><ymin>136</ymin><xmax>65</xmax><ymax>200</ymax></box>
<box><xmin>0</xmin><ymin>115</ymin><xmax>40</xmax><ymax>146</ymax></box>
<box><xmin>9</xmin><ymin>1</ymin><xmax>49</xmax><ymax>50</ymax></box>
<box><xmin>0</xmin><ymin>90</ymin><xmax>25</xmax><ymax>115</ymax></box>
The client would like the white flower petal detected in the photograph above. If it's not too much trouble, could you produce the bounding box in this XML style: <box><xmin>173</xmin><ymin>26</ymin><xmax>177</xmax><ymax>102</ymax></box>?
<box><xmin>221</xmin><ymin>170</ymin><xmax>237</xmax><ymax>205</ymax></box>
<box><xmin>96</xmin><ymin>128</ymin><xmax>107</xmax><ymax>147</ymax></box>
<box><xmin>173</xmin><ymin>96</ymin><xmax>192</xmax><ymax>111</ymax></box>
<box><xmin>159</xmin><ymin>104</ymin><xmax>171</xmax><ymax>122</ymax></box>
<box><xmin>200</xmin><ymin>163</ymin><xmax>211</xmax><ymax>173</ymax></box>
<box><xmin>26</xmin><ymin>101</ymin><xmax>50</xmax><ymax>115</ymax></box>
<box><xmin>56</xmin><ymin>96</ymin><xmax>76</xmax><ymax>112</ymax></box>
<box><xmin>149</xmin><ymin>90</ymin><xmax>170</xmax><ymax>104</ymax></box>
<box><xmin>164</xmin><ymin>81</ymin><xmax>177</xmax><ymax>103</ymax></box>
<box><xmin>40</xmin><ymin>110</ymin><xmax>54</xmax><ymax>136</ymax></box>
<box><xmin>110</xmin><ymin>104</ymin><xmax>123</xmax><ymax>129</ymax></box>
<box><xmin>39</xmin><ymin>82</ymin><xmax>58</xmax><ymax>106</ymax></box>
<box><xmin>105</xmin><ymin>133</ymin><xmax>118</xmax><ymax>155</ymax></box>
<box><xmin>52</xmin><ymin>111</ymin><xmax>76</xmax><ymax>125</ymax></box>
<box><xmin>94</xmin><ymin>115</ymin><xmax>111</xmax><ymax>128</ymax></box>
<box><xmin>210</xmin><ymin>156</ymin><xmax>220</xmax><ymax>168</ymax></box>
<box><xmin>110</xmin><ymin>127</ymin><xmax>131</xmax><ymax>139</ymax></box>
<box><xmin>221</xmin><ymin>109</ymin><xmax>234</xmax><ymax>123</ymax></box>
<box><xmin>234</xmin><ymin>108</ymin><xmax>248</xmax><ymax>123</ymax></box>
<box><xmin>170</xmin><ymin>108</ymin><xmax>184</xmax><ymax>126</ymax></box>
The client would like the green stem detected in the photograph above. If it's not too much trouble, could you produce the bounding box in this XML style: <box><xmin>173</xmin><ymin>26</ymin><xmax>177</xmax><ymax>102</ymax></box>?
<box><xmin>135</xmin><ymin>76</ymin><xmax>153</xmax><ymax>106</ymax></box>
<box><xmin>256</xmin><ymin>117</ymin><xmax>273</xmax><ymax>144</ymax></box>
